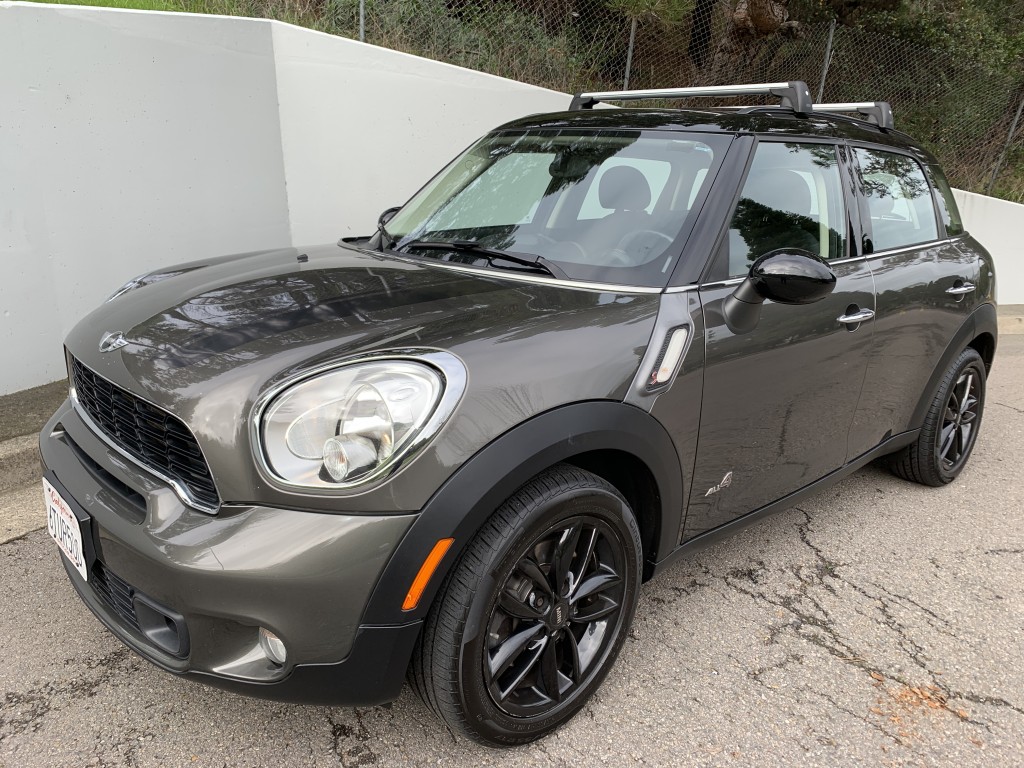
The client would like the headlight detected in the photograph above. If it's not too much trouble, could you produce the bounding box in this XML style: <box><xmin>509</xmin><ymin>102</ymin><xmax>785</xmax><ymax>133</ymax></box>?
<box><xmin>256</xmin><ymin>354</ymin><xmax>465</xmax><ymax>490</ymax></box>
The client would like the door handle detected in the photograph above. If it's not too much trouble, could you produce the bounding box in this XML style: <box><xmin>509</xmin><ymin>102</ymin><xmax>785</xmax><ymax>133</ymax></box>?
<box><xmin>946</xmin><ymin>282</ymin><xmax>976</xmax><ymax>295</ymax></box>
<box><xmin>837</xmin><ymin>308</ymin><xmax>875</xmax><ymax>325</ymax></box>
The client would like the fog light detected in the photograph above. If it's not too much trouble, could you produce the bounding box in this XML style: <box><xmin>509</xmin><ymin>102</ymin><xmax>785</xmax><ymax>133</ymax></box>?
<box><xmin>258</xmin><ymin>627</ymin><xmax>287</xmax><ymax>666</ymax></box>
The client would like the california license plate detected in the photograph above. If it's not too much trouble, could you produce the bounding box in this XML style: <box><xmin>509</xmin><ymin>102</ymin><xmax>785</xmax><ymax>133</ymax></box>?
<box><xmin>44</xmin><ymin>477</ymin><xmax>89</xmax><ymax>581</ymax></box>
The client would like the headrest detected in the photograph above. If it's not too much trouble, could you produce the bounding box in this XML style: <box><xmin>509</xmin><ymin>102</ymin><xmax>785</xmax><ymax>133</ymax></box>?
<box><xmin>598</xmin><ymin>165</ymin><xmax>652</xmax><ymax>212</ymax></box>
<box><xmin>742</xmin><ymin>169</ymin><xmax>813</xmax><ymax>217</ymax></box>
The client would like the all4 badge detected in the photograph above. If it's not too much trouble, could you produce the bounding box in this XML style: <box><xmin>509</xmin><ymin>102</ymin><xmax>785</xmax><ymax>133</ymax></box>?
<box><xmin>705</xmin><ymin>471</ymin><xmax>733</xmax><ymax>497</ymax></box>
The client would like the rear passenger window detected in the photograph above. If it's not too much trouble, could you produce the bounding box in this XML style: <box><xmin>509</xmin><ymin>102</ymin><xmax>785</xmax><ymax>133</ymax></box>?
<box><xmin>725</xmin><ymin>142</ymin><xmax>846</xmax><ymax>278</ymax></box>
<box><xmin>854</xmin><ymin>148</ymin><xmax>939</xmax><ymax>251</ymax></box>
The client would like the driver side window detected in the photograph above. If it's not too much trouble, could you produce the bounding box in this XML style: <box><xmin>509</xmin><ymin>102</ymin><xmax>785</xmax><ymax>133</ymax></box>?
<box><xmin>724</xmin><ymin>142</ymin><xmax>847</xmax><ymax>279</ymax></box>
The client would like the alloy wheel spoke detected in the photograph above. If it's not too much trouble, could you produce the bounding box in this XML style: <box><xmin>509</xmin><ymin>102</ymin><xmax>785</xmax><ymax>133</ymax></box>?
<box><xmin>957</xmin><ymin>374</ymin><xmax>973</xmax><ymax>412</ymax></box>
<box><xmin>568</xmin><ymin>527</ymin><xmax>599</xmax><ymax>599</ymax></box>
<box><xmin>564</xmin><ymin>631</ymin><xmax>583</xmax><ymax>684</ymax></box>
<box><xmin>571</xmin><ymin>595</ymin><xmax>619</xmax><ymax>623</ymax></box>
<box><xmin>939</xmin><ymin>423</ymin><xmax>957</xmax><ymax>460</ymax></box>
<box><xmin>488</xmin><ymin>623</ymin><xmax>545</xmax><ymax>680</ymax></box>
<box><xmin>961</xmin><ymin>408</ymin><xmax>978</xmax><ymax>424</ymax></box>
<box><xmin>553</xmin><ymin>522</ymin><xmax>583</xmax><ymax>597</ymax></box>
<box><xmin>540</xmin><ymin>635</ymin><xmax>563</xmax><ymax>703</ymax></box>
<box><xmin>497</xmin><ymin>637</ymin><xmax>547</xmax><ymax>701</ymax></box>
<box><xmin>516</xmin><ymin>557</ymin><xmax>554</xmax><ymax>598</ymax></box>
<box><xmin>959</xmin><ymin>423</ymin><xmax>972</xmax><ymax>454</ymax></box>
<box><xmin>570</xmin><ymin>568</ymin><xmax>620</xmax><ymax>604</ymax></box>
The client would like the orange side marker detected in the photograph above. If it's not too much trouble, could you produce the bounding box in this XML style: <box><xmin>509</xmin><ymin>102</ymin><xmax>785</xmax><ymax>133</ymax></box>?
<box><xmin>402</xmin><ymin>538</ymin><xmax>455</xmax><ymax>611</ymax></box>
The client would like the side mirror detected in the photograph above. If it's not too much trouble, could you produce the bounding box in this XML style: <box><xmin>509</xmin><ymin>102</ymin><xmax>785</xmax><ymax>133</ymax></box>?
<box><xmin>723</xmin><ymin>249</ymin><xmax>837</xmax><ymax>334</ymax></box>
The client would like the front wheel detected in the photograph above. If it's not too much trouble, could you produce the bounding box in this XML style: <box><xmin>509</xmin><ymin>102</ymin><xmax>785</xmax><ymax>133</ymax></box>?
<box><xmin>889</xmin><ymin>346</ymin><xmax>987</xmax><ymax>486</ymax></box>
<box><xmin>409</xmin><ymin>464</ymin><xmax>642</xmax><ymax>746</ymax></box>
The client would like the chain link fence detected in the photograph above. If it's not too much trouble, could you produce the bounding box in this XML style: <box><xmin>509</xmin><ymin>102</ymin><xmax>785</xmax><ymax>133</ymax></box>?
<box><xmin>316</xmin><ymin>0</ymin><xmax>1023</xmax><ymax>202</ymax></box>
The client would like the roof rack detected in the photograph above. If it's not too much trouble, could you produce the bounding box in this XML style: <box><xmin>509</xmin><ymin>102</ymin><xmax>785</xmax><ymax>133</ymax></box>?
<box><xmin>812</xmin><ymin>102</ymin><xmax>894</xmax><ymax>130</ymax></box>
<box><xmin>568</xmin><ymin>81</ymin><xmax>814</xmax><ymax>115</ymax></box>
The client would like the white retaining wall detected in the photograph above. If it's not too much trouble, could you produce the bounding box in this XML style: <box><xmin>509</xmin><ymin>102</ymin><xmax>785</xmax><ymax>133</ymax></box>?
<box><xmin>0</xmin><ymin>2</ymin><xmax>565</xmax><ymax>394</ymax></box>
<box><xmin>952</xmin><ymin>189</ymin><xmax>1023</xmax><ymax>307</ymax></box>
<box><xmin>0</xmin><ymin>2</ymin><xmax>1019</xmax><ymax>395</ymax></box>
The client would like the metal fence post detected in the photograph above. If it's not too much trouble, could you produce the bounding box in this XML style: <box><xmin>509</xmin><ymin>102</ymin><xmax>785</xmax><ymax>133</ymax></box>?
<box><xmin>623</xmin><ymin>17</ymin><xmax>637</xmax><ymax>90</ymax></box>
<box><xmin>816</xmin><ymin>19</ymin><xmax>836</xmax><ymax>102</ymax></box>
<box><xmin>359</xmin><ymin>0</ymin><xmax>365</xmax><ymax>42</ymax></box>
<box><xmin>986</xmin><ymin>96</ymin><xmax>1024</xmax><ymax>196</ymax></box>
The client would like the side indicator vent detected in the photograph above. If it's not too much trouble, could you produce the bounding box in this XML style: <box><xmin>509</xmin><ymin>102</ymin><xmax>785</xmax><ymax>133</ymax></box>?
<box><xmin>647</xmin><ymin>326</ymin><xmax>690</xmax><ymax>390</ymax></box>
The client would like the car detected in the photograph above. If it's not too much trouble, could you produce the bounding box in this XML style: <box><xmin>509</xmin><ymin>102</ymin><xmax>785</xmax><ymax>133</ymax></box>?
<box><xmin>40</xmin><ymin>80</ymin><xmax>997</xmax><ymax>746</ymax></box>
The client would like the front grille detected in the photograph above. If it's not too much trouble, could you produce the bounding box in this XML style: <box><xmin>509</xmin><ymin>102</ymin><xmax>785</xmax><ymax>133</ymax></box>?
<box><xmin>90</xmin><ymin>561</ymin><xmax>141</xmax><ymax>632</ymax></box>
<box><xmin>70</xmin><ymin>357</ymin><xmax>219</xmax><ymax>510</ymax></box>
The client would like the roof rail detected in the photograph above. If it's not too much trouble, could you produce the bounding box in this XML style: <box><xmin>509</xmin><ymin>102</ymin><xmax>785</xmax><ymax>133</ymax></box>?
<box><xmin>812</xmin><ymin>102</ymin><xmax>894</xmax><ymax>130</ymax></box>
<box><xmin>569</xmin><ymin>81</ymin><xmax>814</xmax><ymax>115</ymax></box>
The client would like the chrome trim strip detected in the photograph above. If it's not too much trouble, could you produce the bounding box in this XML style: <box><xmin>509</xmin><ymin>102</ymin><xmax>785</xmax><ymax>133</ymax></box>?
<box><xmin>663</xmin><ymin>285</ymin><xmax>699</xmax><ymax>294</ymax></box>
<box><xmin>864</xmin><ymin>237</ymin><xmax>959</xmax><ymax>260</ymax></box>
<box><xmin>378</xmin><ymin>250</ymin><xmax>664</xmax><ymax>294</ymax></box>
<box><xmin>249</xmin><ymin>349</ymin><xmax>468</xmax><ymax>495</ymax></box>
<box><xmin>698</xmin><ymin>277</ymin><xmax>746</xmax><ymax>290</ymax></box>
<box><xmin>69</xmin><ymin>386</ymin><xmax>220</xmax><ymax>515</ymax></box>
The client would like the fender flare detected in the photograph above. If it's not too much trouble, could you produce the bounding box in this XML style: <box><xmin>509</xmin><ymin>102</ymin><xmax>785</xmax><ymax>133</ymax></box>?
<box><xmin>360</xmin><ymin>400</ymin><xmax>684</xmax><ymax>626</ymax></box>
<box><xmin>908</xmin><ymin>303</ymin><xmax>997</xmax><ymax>429</ymax></box>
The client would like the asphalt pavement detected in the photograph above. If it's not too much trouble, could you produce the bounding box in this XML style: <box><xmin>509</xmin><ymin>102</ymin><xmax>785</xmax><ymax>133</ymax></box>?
<box><xmin>2</xmin><ymin>338</ymin><xmax>1022</xmax><ymax>767</ymax></box>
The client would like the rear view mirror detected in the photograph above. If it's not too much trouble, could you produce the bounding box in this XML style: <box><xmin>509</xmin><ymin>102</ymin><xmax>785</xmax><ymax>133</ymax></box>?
<box><xmin>723</xmin><ymin>249</ymin><xmax>837</xmax><ymax>333</ymax></box>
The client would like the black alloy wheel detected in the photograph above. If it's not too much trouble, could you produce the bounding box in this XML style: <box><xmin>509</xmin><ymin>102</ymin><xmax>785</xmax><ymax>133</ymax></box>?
<box><xmin>483</xmin><ymin>516</ymin><xmax>627</xmax><ymax>716</ymax></box>
<box><xmin>937</xmin><ymin>367</ymin><xmax>981</xmax><ymax>471</ymax></box>
<box><xmin>890</xmin><ymin>346</ymin><xmax>987</xmax><ymax>486</ymax></box>
<box><xmin>410</xmin><ymin>464</ymin><xmax>642</xmax><ymax>746</ymax></box>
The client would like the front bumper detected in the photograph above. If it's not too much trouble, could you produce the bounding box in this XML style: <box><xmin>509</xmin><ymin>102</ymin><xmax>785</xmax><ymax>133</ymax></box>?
<box><xmin>40</xmin><ymin>400</ymin><xmax>420</xmax><ymax>706</ymax></box>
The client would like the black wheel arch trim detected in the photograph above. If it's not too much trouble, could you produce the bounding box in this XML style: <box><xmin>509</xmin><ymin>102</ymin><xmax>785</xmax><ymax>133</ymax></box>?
<box><xmin>360</xmin><ymin>400</ymin><xmax>684</xmax><ymax>627</ymax></box>
<box><xmin>909</xmin><ymin>302</ymin><xmax>997</xmax><ymax>430</ymax></box>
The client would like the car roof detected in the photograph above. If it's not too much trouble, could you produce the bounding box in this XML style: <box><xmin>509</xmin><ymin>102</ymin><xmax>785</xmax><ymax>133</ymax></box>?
<box><xmin>496</xmin><ymin>108</ymin><xmax>933</xmax><ymax>161</ymax></box>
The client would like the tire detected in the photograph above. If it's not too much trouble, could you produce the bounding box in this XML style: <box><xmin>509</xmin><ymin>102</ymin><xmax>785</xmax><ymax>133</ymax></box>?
<box><xmin>889</xmin><ymin>347</ymin><xmax>986</xmax><ymax>486</ymax></box>
<box><xmin>409</xmin><ymin>464</ymin><xmax>642</xmax><ymax>746</ymax></box>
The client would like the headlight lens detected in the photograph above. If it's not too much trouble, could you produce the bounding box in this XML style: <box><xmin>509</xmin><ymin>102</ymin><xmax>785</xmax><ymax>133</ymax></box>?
<box><xmin>259</xmin><ymin>360</ymin><xmax>450</xmax><ymax>489</ymax></box>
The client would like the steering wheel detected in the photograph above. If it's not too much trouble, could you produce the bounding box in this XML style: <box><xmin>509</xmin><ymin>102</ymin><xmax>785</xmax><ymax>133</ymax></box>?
<box><xmin>529</xmin><ymin>233</ymin><xmax>587</xmax><ymax>263</ymax></box>
<box><xmin>602</xmin><ymin>230</ymin><xmax>674</xmax><ymax>267</ymax></box>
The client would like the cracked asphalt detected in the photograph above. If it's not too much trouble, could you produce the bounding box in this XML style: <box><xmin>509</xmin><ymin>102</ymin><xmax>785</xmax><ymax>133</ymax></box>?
<box><xmin>2</xmin><ymin>337</ymin><xmax>1022</xmax><ymax>767</ymax></box>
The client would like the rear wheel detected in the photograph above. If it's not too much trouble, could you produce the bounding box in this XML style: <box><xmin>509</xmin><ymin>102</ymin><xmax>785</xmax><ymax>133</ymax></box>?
<box><xmin>890</xmin><ymin>347</ymin><xmax>986</xmax><ymax>486</ymax></box>
<box><xmin>410</xmin><ymin>464</ymin><xmax>642</xmax><ymax>746</ymax></box>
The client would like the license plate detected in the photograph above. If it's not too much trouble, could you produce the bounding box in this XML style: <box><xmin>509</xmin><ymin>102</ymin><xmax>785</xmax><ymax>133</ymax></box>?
<box><xmin>44</xmin><ymin>478</ymin><xmax>88</xmax><ymax>581</ymax></box>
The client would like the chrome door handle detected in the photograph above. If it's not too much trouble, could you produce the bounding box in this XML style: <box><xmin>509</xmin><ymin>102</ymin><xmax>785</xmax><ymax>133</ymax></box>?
<box><xmin>946</xmin><ymin>282</ymin><xmax>976</xmax><ymax>295</ymax></box>
<box><xmin>837</xmin><ymin>308</ymin><xmax>875</xmax><ymax>325</ymax></box>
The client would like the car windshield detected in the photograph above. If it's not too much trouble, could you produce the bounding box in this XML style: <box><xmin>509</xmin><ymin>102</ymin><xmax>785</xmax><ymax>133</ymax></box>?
<box><xmin>384</xmin><ymin>129</ymin><xmax>729</xmax><ymax>288</ymax></box>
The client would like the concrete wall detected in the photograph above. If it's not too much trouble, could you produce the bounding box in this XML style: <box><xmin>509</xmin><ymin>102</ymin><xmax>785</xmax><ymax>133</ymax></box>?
<box><xmin>952</xmin><ymin>189</ymin><xmax>1024</xmax><ymax>306</ymax></box>
<box><xmin>0</xmin><ymin>2</ymin><xmax>566</xmax><ymax>394</ymax></box>
<box><xmin>270</xmin><ymin>23</ymin><xmax>567</xmax><ymax>244</ymax></box>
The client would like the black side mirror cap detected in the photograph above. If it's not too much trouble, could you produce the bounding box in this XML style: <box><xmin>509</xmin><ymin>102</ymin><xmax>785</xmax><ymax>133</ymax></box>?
<box><xmin>723</xmin><ymin>249</ymin><xmax>837</xmax><ymax>334</ymax></box>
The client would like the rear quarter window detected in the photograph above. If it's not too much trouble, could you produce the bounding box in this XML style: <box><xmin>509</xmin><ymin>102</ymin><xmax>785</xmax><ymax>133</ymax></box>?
<box><xmin>854</xmin><ymin>148</ymin><xmax>940</xmax><ymax>251</ymax></box>
<box><xmin>927</xmin><ymin>165</ymin><xmax>965</xmax><ymax>236</ymax></box>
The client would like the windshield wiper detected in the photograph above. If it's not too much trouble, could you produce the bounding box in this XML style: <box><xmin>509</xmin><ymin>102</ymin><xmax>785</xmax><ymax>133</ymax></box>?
<box><xmin>377</xmin><ymin>221</ymin><xmax>397</xmax><ymax>251</ymax></box>
<box><xmin>398</xmin><ymin>240</ymin><xmax>569</xmax><ymax>280</ymax></box>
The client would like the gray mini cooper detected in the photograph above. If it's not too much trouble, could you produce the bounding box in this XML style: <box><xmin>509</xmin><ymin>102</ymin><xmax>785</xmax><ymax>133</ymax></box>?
<box><xmin>41</xmin><ymin>81</ymin><xmax>996</xmax><ymax>745</ymax></box>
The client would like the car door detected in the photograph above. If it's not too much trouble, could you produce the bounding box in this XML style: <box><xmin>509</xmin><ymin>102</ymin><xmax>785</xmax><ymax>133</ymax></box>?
<box><xmin>845</xmin><ymin>147</ymin><xmax>980</xmax><ymax>452</ymax></box>
<box><xmin>681</xmin><ymin>139</ymin><xmax>876</xmax><ymax>540</ymax></box>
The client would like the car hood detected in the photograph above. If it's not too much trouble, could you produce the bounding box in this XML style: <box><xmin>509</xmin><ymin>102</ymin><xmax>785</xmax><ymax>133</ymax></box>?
<box><xmin>64</xmin><ymin>243</ymin><xmax>661</xmax><ymax>510</ymax></box>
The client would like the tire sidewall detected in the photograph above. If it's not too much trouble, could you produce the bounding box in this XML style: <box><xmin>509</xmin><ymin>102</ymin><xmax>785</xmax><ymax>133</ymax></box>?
<box><xmin>455</xmin><ymin>487</ymin><xmax>642</xmax><ymax>746</ymax></box>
